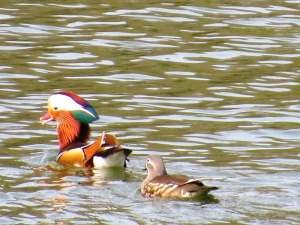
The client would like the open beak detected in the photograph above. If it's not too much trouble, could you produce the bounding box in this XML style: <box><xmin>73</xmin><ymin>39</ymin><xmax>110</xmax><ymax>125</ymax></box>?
<box><xmin>40</xmin><ymin>112</ymin><xmax>53</xmax><ymax>125</ymax></box>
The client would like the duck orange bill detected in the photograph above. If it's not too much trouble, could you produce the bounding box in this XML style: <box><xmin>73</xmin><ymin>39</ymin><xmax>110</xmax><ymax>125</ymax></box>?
<box><xmin>40</xmin><ymin>112</ymin><xmax>54</xmax><ymax>125</ymax></box>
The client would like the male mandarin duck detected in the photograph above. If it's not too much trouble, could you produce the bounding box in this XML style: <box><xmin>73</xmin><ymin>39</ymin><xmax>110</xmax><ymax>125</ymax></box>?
<box><xmin>40</xmin><ymin>91</ymin><xmax>132</xmax><ymax>168</ymax></box>
<box><xmin>141</xmin><ymin>155</ymin><xmax>218</xmax><ymax>198</ymax></box>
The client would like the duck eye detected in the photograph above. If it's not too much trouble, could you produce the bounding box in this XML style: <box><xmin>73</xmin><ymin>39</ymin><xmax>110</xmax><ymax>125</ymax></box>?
<box><xmin>53</xmin><ymin>106</ymin><xmax>58</xmax><ymax>110</ymax></box>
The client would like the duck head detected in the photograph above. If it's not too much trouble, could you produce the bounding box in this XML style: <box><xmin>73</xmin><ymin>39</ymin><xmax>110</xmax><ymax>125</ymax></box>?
<box><xmin>40</xmin><ymin>91</ymin><xmax>99</xmax><ymax>152</ymax></box>
<box><xmin>145</xmin><ymin>155</ymin><xmax>167</xmax><ymax>182</ymax></box>
<box><xmin>40</xmin><ymin>91</ymin><xmax>99</xmax><ymax>125</ymax></box>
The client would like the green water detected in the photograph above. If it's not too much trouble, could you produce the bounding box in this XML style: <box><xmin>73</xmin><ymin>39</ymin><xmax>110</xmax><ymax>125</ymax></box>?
<box><xmin>0</xmin><ymin>1</ymin><xmax>300</xmax><ymax>224</ymax></box>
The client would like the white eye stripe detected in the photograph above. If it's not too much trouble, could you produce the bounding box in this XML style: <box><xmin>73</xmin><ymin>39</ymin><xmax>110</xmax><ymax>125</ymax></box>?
<box><xmin>49</xmin><ymin>94</ymin><xmax>83</xmax><ymax>111</ymax></box>
<box><xmin>48</xmin><ymin>94</ymin><xmax>96</xmax><ymax>119</ymax></box>
<box><xmin>48</xmin><ymin>94</ymin><xmax>97</xmax><ymax>120</ymax></box>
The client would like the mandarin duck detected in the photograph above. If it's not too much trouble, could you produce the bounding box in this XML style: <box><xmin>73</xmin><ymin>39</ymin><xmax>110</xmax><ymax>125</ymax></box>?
<box><xmin>40</xmin><ymin>91</ymin><xmax>131</xmax><ymax>168</ymax></box>
<box><xmin>141</xmin><ymin>155</ymin><xmax>218</xmax><ymax>198</ymax></box>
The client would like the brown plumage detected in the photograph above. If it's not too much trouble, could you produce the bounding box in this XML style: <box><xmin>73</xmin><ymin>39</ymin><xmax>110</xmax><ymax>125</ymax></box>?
<box><xmin>141</xmin><ymin>155</ymin><xmax>218</xmax><ymax>198</ymax></box>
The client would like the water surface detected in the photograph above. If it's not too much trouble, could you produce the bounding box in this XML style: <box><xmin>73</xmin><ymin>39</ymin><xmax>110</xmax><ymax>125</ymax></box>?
<box><xmin>0</xmin><ymin>1</ymin><xmax>300</xmax><ymax>224</ymax></box>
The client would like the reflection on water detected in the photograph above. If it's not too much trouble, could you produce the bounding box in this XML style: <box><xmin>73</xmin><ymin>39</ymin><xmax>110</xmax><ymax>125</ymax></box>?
<box><xmin>0</xmin><ymin>0</ymin><xmax>300</xmax><ymax>224</ymax></box>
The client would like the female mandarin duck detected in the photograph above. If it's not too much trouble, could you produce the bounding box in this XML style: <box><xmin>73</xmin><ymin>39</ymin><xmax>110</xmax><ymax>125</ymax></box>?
<box><xmin>40</xmin><ymin>91</ymin><xmax>131</xmax><ymax>168</ymax></box>
<box><xmin>141</xmin><ymin>155</ymin><xmax>218</xmax><ymax>198</ymax></box>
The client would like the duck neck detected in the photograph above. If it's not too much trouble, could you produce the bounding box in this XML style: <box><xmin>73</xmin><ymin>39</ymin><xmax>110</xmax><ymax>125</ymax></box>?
<box><xmin>143</xmin><ymin>166</ymin><xmax>168</xmax><ymax>185</ymax></box>
<box><xmin>56</xmin><ymin>111</ymin><xmax>91</xmax><ymax>153</ymax></box>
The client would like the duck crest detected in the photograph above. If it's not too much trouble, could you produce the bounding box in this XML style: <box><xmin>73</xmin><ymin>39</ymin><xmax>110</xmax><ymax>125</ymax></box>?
<box><xmin>57</xmin><ymin>110</ymin><xmax>91</xmax><ymax>153</ymax></box>
<box><xmin>56</xmin><ymin>91</ymin><xmax>88</xmax><ymax>107</ymax></box>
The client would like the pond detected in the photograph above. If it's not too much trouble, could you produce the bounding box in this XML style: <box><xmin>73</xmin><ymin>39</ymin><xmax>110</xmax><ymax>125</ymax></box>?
<box><xmin>0</xmin><ymin>0</ymin><xmax>300</xmax><ymax>224</ymax></box>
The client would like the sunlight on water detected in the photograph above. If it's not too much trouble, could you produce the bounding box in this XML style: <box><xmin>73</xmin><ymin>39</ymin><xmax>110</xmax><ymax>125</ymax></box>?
<box><xmin>0</xmin><ymin>0</ymin><xmax>299</xmax><ymax>224</ymax></box>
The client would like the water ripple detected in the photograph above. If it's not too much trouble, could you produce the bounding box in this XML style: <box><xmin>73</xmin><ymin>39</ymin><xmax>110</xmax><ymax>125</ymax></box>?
<box><xmin>181</xmin><ymin>6</ymin><xmax>255</xmax><ymax>15</ymax></box>
<box><xmin>67</xmin><ymin>21</ymin><xmax>126</xmax><ymax>27</ymax></box>
<box><xmin>0</xmin><ymin>2</ymin><xmax>300</xmax><ymax>225</ymax></box>
<box><xmin>96</xmin><ymin>31</ymin><xmax>145</xmax><ymax>37</ymax></box>
<box><xmin>142</xmin><ymin>52</ymin><xmax>205</xmax><ymax>63</ymax></box>
<box><xmin>66</xmin><ymin>73</ymin><xmax>163</xmax><ymax>82</ymax></box>
<box><xmin>0</xmin><ymin>25</ymin><xmax>50</xmax><ymax>34</ymax></box>
<box><xmin>73</xmin><ymin>38</ymin><xmax>176</xmax><ymax>49</ymax></box>
<box><xmin>48</xmin><ymin>3</ymin><xmax>87</xmax><ymax>8</ymax></box>
<box><xmin>226</xmin><ymin>17</ymin><xmax>300</xmax><ymax>27</ymax></box>
<box><xmin>0</xmin><ymin>14</ymin><xmax>14</xmax><ymax>19</ymax></box>
<box><xmin>0</xmin><ymin>73</ymin><xmax>39</xmax><ymax>79</ymax></box>
<box><xmin>146</xmin><ymin>7</ymin><xmax>204</xmax><ymax>17</ymax></box>
<box><xmin>39</xmin><ymin>52</ymin><xmax>97</xmax><ymax>60</ymax></box>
